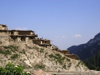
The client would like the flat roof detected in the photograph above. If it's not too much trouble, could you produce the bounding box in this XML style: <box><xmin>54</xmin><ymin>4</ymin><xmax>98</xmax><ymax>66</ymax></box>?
<box><xmin>0</xmin><ymin>30</ymin><xmax>34</xmax><ymax>32</ymax></box>
<box><xmin>9</xmin><ymin>30</ymin><xmax>34</xmax><ymax>32</ymax></box>
<box><xmin>0</xmin><ymin>24</ymin><xmax>7</xmax><ymax>27</ymax></box>
<box><xmin>33</xmin><ymin>39</ymin><xmax>50</xmax><ymax>41</ymax></box>
<box><xmin>10</xmin><ymin>35</ymin><xmax>38</xmax><ymax>37</ymax></box>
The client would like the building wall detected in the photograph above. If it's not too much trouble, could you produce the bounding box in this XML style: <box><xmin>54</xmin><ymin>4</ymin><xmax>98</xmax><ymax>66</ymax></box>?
<box><xmin>25</xmin><ymin>37</ymin><xmax>29</xmax><ymax>42</ymax></box>
<box><xmin>0</xmin><ymin>25</ymin><xmax>7</xmax><ymax>30</ymax></box>
<box><xmin>30</xmin><ymin>32</ymin><xmax>33</xmax><ymax>35</ymax></box>
<box><xmin>0</xmin><ymin>31</ymin><xmax>9</xmax><ymax>35</ymax></box>
<box><xmin>18</xmin><ymin>31</ymin><xmax>32</xmax><ymax>35</ymax></box>
<box><xmin>33</xmin><ymin>40</ymin><xmax>41</xmax><ymax>44</ymax></box>
<box><xmin>59</xmin><ymin>50</ymin><xmax>70</xmax><ymax>55</ymax></box>
<box><xmin>18</xmin><ymin>31</ymin><xmax>34</xmax><ymax>35</ymax></box>
<box><xmin>17</xmin><ymin>37</ymin><xmax>21</xmax><ymax>41</ymax></box>
<box><xmin>14</xmin><ymin>31</ymin><xmax>18</xmax><ymax>35</ymax></box>
<box><xmin>10</xmin><ymin>36</ymin><xmax>17</xmax><ymax>41</ymax></box>
<box><xmin>33</xmin><ymin>40</ymin><xmax>51</xmax><ymax>45</ymax></box>
<box><xmin>45</xmin><ymin>40</ymin><xmax>50</xmax><ymax>44</ymax></box>
<box><xmin>66</xmin><ymin>54</ymin><xmax>79</xmax><ymax>60</ymax></box>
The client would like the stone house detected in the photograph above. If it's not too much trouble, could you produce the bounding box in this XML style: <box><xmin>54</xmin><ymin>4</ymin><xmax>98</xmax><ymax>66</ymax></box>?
<box><xmin>59</xmin><ymin>50</ymin><xmax>79</xmax><ymax>60</ymax></box>
<box><xmin>59</xmin><ymin>50</ymin><xmax>70</xmax><ymax>55</ymax></box>
<box><xmin>33</xmin><ymin>38</ymin><xmax>51</xmax><ymax>47</ymax></box>
<box><xmin>0</xmin><ymin>24</ymin><xmax>51</xmax><ymax>48</ymax></box>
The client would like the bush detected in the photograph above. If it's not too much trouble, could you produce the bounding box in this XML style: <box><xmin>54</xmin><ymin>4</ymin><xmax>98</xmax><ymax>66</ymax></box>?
<box><xmin>0</xmin><ymin>45</ymin><xmax>18</xmax><ymax>56</ymax></box>
<box><xmin>11</xmin><ymin>54</ymin><xmax>19</xmax><ymax>59</ymax></box>
<box><xmin>0</xmin><ymin>50</ymin><xmax>11</xmax><ymax>56</ymax></box>
<box><xmin>40</xmin><ymin>48</ymin><xmax>44</xmax><ymax>53</ymax></box>
<box><xmin>63</xmin><ymin>64</ymin><xmax>66</xmax><ymax>69</ymax></box>
<box><xmin>76</xmin><ymin>61</ymin><xmax>82</xmax><ymax>67</ymax></box>
<box><xmin>49</xmin><ymin>53</ymin><xmax>66</xmax><ymax>65</ymax></box>
<box><xmin>49</xmin><ymin>54</ymin><xmax>54</xmax><ymax>58</ymax></box>
<box><xmin>20</xmin><ymin>49</ymin><xmax>26</xmax><ymax>54</ymax></box>
<box><xmin>66</xmin><ymin>58</ymin><xmax>70</xmax><ymax>61</ymax></box>
<box><xmin>34</xmin><ymin>64</ymin><xmax>45</xmax><ymax>70</ymax></box>
<box><xmin>0</xmin><ymin>62</ymin><xmax>30</xmax><ymax>75</ymax></box>
<box><xmin>4</xmin><ymin>45</ymin><xmax>18</xmax><ymax>52</ymax></box>
<box><xmin>68</xmin><ymin>63</ymin><xmax>71</xmax><ymax>68</ymax></box>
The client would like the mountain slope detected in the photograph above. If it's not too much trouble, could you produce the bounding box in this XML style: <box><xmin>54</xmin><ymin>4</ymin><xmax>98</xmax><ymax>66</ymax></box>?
<box><xmin>0</xmin><ymin>35</ymin><xmax>88</xmax><ymax>71</ymax></box>
<box><xmin>68</xmin><ymin>33</ymin><xmax>100</xmax><ymax>60</ymax></box>
<box><xmin>84</xmin><ymin>51</ymin><xmax>100</xmax><ymax>70</ymax></box>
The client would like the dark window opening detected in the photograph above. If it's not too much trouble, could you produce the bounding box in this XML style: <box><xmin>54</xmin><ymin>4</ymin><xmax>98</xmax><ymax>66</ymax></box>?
<box><xmin>21</xmin><ymin>37</ymin><xmax>25</xmax><ymax>41</ymax></box>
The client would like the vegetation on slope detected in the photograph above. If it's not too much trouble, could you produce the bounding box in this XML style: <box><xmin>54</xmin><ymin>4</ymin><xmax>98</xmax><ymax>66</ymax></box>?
<box><xmin>84</xmin><ymin>51</ymin><xmax>100</xmax><ymax>71</ymax></box>
<box><xmin>0</xmin><ymin>44</ymin><xmax>88</xmax><ymax>71</ymax></box>
<box><xmin>0</xmin><ymin>45</ymin><xmax>18</xmax><ymax>56</ymax></box>
<box><xmin>0</xmin><ymin>62</ymin><xmax>30</xmax><ymax>75</ymax></box>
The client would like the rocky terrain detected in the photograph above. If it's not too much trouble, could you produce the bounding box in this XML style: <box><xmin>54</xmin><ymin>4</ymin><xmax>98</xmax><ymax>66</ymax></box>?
<box><xmin>0</xmin><ymin>33</ymin><xmax>100</xmax><ymax>75</ymax></box>
<box><xmin>0</xmin><ymin>34</ymin><xmax>88</xmax><ymax>73</ymax></box>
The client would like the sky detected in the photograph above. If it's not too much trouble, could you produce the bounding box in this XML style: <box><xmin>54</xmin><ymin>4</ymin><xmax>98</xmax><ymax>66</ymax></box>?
<box><xmin>0</xmin><ymin>0</ymin><xmax>100</xmax><ymax>49</ymax></box>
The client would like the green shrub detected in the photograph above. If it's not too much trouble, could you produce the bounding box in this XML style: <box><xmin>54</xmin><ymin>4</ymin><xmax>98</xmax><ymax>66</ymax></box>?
<box><xmin>63</xmin><ymin>64</ymin><xmax>66</xmax><ymax>69</ymax></box>
<box><xmin>4</xmin><ymin>45</ymin><xmax>18</xmax><ymax>52</ymax></box>
<box><xmin>56</xmin><ymin>53</ymin><xmax>62</xmax><ymax>57</ymax></box>
<box><xmin>49</xmin><ymin>53</ymin><xmax>65</xmax><ymax>65</ymax></box>
<box><xmin>76</xmin><ymin>61</ymin><xmax>82</xmax><ymax>67</ymax></box>
<box><xmin>34</xmin><ymin>64</ymin><xmax>45</xmax><ymax>70</ymax></box>
<box><xmin>0</xmin><ymin>45</ymin><xmax>18</xmax><ymax>56</ymax></box>
<box><xmin>11</xmin><ymin>54</ymin><xmax>19</xmax><ymax>59</ymax></box>
<box><xmin>28</xmin><ymin>46</ymin><xmax>34</xmax><ymax>49</ymax></box>
<box><xmin>49</xmin><ymin>54</ymin><xmax>54</xmax><ymax>58</ymax></box>
<box><xmin>20</xmin><ymin>49</ymin><xmax>26</xmax><ymax>54</ymax></box>
<box><xmin>0</xmin><ymin>50</ymin><xmax>11</xmax><ymax>56</ymax></box>
<box><xmin>66</xmin><ymin>58</ymin><xmax>70</xmax><ymax>61</ymax></box>
<box><xmin>68</xmin><ymin>63</ymin><xmax>71</xmax><ymax>68</ymax></box>
<box><xmin>62</xmin><ymin>57</ymin><xmax>65</xmax><ymax>61</ymax></box>
<box><xmin>0</xmin><ymin>62</ymin><xmax>30</xmax><ymax>75</ymax></box>
<box><xmin>0</xmin><ymin>50</ymin><xmax>5</xmax><ymax>54</ymax></box>
<box><xmin>40</xmin><ymin>48</ymin><xmax>44</xmax><ymax>53</ymax></box>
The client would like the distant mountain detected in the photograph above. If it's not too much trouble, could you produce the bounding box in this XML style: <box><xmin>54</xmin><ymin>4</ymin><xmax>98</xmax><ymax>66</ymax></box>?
<box><xmin>68</xmin><ymin>33</ymin><xmax>100</xmax><ymax>60</ymax></box>
<box><xmin>84</xmin><ymin>51</ymin><xmax>100</xmax><ymax>70</ymax></box>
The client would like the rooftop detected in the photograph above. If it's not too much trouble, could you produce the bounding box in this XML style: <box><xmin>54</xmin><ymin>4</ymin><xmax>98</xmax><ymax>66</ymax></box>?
<box><xmin>0</xmin><ymin>24</ymin><xmax>7</xmax><ymax>27</ymax></box>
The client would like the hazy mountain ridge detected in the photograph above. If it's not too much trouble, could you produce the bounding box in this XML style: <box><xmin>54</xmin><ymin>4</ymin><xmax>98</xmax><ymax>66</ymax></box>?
<box><xmin>68</xmin><ymin>33</ymin><xmax>100</xmax><ymax>60</ymax></box>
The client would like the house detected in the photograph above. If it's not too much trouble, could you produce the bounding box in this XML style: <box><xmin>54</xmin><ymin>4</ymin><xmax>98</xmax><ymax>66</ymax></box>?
<box><xmin>0</xmin><ymin>24</ymin><xmax>51</xmax><ymax>48</ymax></box>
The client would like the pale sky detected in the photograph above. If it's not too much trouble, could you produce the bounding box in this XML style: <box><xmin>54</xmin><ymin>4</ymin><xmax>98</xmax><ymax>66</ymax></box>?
<box><xmin>0</xmin><ymin>0</ymin><xmax>100</xmax><ymax>49</ymax></box>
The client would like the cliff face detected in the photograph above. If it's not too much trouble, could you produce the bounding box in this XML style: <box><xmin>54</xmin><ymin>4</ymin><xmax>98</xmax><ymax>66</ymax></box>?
<box><xmin>0</xmin><ymin>35</ymin><xmax>88</xmax><ymax>71</ymax></box>
<box><xmin>68</xmin><ymin>33</ymin><xmax>100</xmax><ymax>60</ymax></box>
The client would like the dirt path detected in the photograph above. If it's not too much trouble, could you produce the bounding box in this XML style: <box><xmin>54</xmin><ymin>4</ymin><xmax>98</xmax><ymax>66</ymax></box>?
<box><xmin>47</xmin><ymin>71</ymin><xmax>100</xmax><ymax>75</ymax></box>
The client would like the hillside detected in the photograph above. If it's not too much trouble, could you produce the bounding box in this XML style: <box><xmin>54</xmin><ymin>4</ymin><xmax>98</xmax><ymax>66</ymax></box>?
<box><xmin>84</xmin><ymin>51</ymin><xmax>100</xmax><ymax>70</ymax></box>
<box><xmin>68</xmin><ymin>33</ymin><xmax>100</xmax><ymax>60</ymax></box>
<box><xmin>0</xmin><ymin>35</ymin><xmax>88</xmax><ymax>72</ymax></box>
